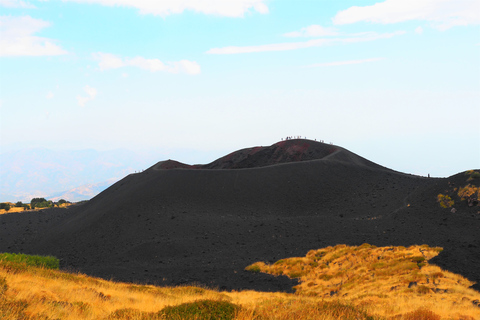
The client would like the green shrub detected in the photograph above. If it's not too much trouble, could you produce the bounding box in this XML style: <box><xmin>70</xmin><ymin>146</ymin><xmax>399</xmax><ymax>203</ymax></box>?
<box><xmin>0</xmin><ymin>253</ymin><xmax>59</xmax><ymax>269</ymax></box>
<box><xmin>0</xmin><ymin>203</ymin><xmax>10</xmax><ymax>211</ymax></box>
<box><xmin>159</xmin><ymin>299</ymin><xmax>240</xmax><ymax>320</ymax></box>
<box><xmin>30</xmin><ymin>197</ymin><xmax>53</xmax><ymax>209</ymax></box>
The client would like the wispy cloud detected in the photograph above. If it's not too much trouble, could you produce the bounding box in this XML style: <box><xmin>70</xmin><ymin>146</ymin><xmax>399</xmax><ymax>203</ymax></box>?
<box><xmin>0</xmin><ymin>15</ymin><xmax>67</xmax><ymax>57</ymax></box>
<box><xmin>207</xmin><ymin>31</ymin><xmax>405</xmax><ymax>54</ymax></box>
<box><xmin>63</xmin><ymin>0</ymin><xmax>268</xmax><ymax>17</ymax></box>
<box><xmin>307</xmin><ymin>57</ymin><xmax>385</xmax><ymax>68</ymax></box>
<box><xmin>77</xmin><ymin>85</ymin><xmax>97</xmax><ymax>107</ymax></box>
<box><xmin>93</xmin><ymin>52</ymin><xmax>201</xmax><ymax>75</ymax></box>
<box><xmin>284</xmin><ymin>25</ymin><xmax>339</xmax><ymax>38</ymax></box>
<box><xmin>333</xmin><ymin>0</ymin><xmax>479</xmax><ymax>30</ymax></box>
<box><xmin>0</xmin><ymin>0</ymin><xmax>36</xmax><ymax>8</ymax></box>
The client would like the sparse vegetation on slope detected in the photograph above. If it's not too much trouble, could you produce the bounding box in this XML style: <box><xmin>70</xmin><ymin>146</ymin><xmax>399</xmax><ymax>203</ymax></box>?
<box><xmin>246</xmin><ymin>244</ymin><xmax>480</xmax><ymax>319</ymax></box>
<box><xmin>437</xmin><ymin>194</ymin><xmax>454</xmax><ymax>208</ymax></box>
<box><xmin>437</xmin><ymin>170</ymin><xmax>480</xmax><ymax>209</ymax></box>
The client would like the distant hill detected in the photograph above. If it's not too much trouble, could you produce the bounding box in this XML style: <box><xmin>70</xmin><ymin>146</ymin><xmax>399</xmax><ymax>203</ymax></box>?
<box><xmin>0</xmin><ymin>148</ymin><xmax>157</xmax><ymax>202</ymax></box>
<box><xmin>47</xmin><ymin>178</ymin><xmax>120</xmax><ymax>202</ymax></box>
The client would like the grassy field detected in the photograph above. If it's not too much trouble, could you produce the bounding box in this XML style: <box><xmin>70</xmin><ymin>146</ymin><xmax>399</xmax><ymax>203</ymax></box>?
<box><xmin>1</xmin><ymin>245</ymin><xmax>479</xmax><ymax>320</ymax></box>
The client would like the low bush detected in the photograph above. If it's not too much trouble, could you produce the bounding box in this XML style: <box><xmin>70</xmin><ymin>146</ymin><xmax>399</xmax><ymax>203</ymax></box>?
<box><xmin>401</xmin><ymin>307</ymin><xmax>441</xmax><ymax>320</ymax></box>
<box><xmin>416</xmin><ymin>285</ymin><xmax>431</xmax><ymax>294</ymax></box>
<box><xmin>458</xmin><ymin>185</ymin><xmax>479</xmax><ymax>204</ymax></box>
<box><xmin>159</xmin><ymin>299</ymin><xmax>240</xmax><ymax>320</ymax></box>
<box><xmin>437</xmin><ymin>194</ymin><xmax>454</xmax><ymax>208</ymax></box>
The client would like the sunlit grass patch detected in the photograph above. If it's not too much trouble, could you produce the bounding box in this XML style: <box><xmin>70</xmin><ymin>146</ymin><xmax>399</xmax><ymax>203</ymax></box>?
<box><xmin>245</xmin><ymin>244</ymin><xmax>480</xmax><ymax>319</ymax></box>
<box><xmin>0</xmin><ymin>252</ymin><xmax>59</xmax><ymax>270</ymax></box>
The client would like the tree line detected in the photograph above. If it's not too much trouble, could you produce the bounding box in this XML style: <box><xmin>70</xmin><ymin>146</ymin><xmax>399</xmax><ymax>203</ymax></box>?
<box><xmin>0</xmin><ymin>198</ymin><xmax>70</xmax><ymax>211</ymax></box>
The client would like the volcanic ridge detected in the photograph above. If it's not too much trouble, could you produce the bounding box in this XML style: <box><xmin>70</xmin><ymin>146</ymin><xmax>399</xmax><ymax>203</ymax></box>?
<box><xmin>0</xmin><ymin>139</ymin><xmax>479</xmax><ymax>293</ymax></box>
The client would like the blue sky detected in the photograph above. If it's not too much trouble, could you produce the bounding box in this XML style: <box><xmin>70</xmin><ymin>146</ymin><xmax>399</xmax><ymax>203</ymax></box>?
<box><xmin>1</xmin><ymin>0</ymin><xmax>479</xmax><ymax>177</ymax></box>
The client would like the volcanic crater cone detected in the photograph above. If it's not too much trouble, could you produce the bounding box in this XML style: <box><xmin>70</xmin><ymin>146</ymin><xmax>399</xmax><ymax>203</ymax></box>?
<box><xmin>1</xmin><ymin>139</ymin><xmax>479</xmax><ymax>292</ymax></box>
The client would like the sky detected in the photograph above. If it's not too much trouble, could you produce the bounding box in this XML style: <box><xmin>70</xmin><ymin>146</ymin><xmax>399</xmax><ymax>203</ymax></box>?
<box><xmin>0</xmin><ymin>0</ymin><xmax>479</xmax><ymax>178</ymax></box>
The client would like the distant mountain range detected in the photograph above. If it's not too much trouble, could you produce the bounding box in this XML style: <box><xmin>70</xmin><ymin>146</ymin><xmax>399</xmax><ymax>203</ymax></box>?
<box><xmin>0</xmin><ymin>148</ymin><xmax>158</xmax><ymax>202</ymax></box>
<box><xmin>47</xmin><ymin>178</ymin><xmax>120</xmax><ymax>202</ymax></box>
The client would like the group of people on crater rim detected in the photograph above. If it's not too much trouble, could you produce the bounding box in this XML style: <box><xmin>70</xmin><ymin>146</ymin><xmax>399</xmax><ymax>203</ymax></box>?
<box><xmin>283</xmin><ymin>136</ymin><xmax>303</xmax><ymax>140</ymax></box>
<box><xmin>281</xmin><ymin>136</ymin><xmax>330</xmax><ymax>144</ymax></box>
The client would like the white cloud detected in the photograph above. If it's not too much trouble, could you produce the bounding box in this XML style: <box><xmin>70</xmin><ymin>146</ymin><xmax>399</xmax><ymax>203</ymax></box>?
<box><xmin>0</xmin><ymin>0</ymin><xmax>36</xmax><ymax>8</ymax></box>
<box><xmin>128</xmin><ymin>56</ymin><xmax>166</xmax><ymax>72</ymax></box>
<box><xmin>93</xmin><ymin>52</ymin><xmax>201</xmax><ymax>75</ymax></box>
<box><xmin>77</xmin><ymin>85</ymin><xmax>97</xmax><ymax>107</ymax></box>
<box><xmin>307</xmin><ymin>57</ymin><xmax>385</xmax><ymax>68</ymax></box>
<box><xmin>94</xmin><ymin>52</ymin><xmax>125</xmax><ymax>70</ymax></box>
<box><xmin>0</xmin><ymin>15</ymin><xmax>67</xmax><ymax>57</ymax></box>
<box><xmin>207</xmin><ymin>31</ymin><xmax>405</xmax><ymax>54</ymax></box>
<box><xmin>46</xmin><ymin>91</ymin><xmax>54</xmax><ymax>99</ymax></box>
<box><xmin>284</xmin><ymin>25</ymin><xmax>339</xmax><ymax>38</ymax></box>
<box><xmin>415</xmin><ymin>26</ymin><xmax>423</xmax><ymax>34</ymax></box>
<box><xmin>172</xmin><ymin>59</ymin><xmax>202</xmax><ymax>75</ymax></box>
<box><xmin>84</xmin><ymin>85</ymin><xmax>97</xmax><ymax>99</ymax></box>
<box><xmin>333</xmin><ymin>0</ymin><xmax>480</xmax><ymax>30</ymax></box>
<box><xmin>63</xmin><ymin>0</ymin><xmax>268</xmax><ymax>17</ymax></box>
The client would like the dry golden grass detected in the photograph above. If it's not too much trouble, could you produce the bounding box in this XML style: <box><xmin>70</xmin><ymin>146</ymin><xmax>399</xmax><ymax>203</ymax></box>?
<box><xmin>0</xmin><ymin>206</ymin><xmax>26</xmax><ymax>215</ymax></box>
<box><xmin>0</xmin><ymin>262</ymin><xmax>235</xmax><ymax>319</ymax></box>
<box><xmin>1</xmin><ymin>244</ymin><xmax>479</xmax><ymax>319</ymax></box>
<box><xmin>246</xmin><ymin>244</ymin><xmax>480</xmax><ymax>319</ymax></box>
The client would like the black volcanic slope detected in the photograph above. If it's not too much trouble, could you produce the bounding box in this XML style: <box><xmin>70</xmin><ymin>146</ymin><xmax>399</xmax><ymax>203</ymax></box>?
<box><xmin>1</xmin><ymin>139</ymin><xmax>479</xmax><ymax>292</ymax></box>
